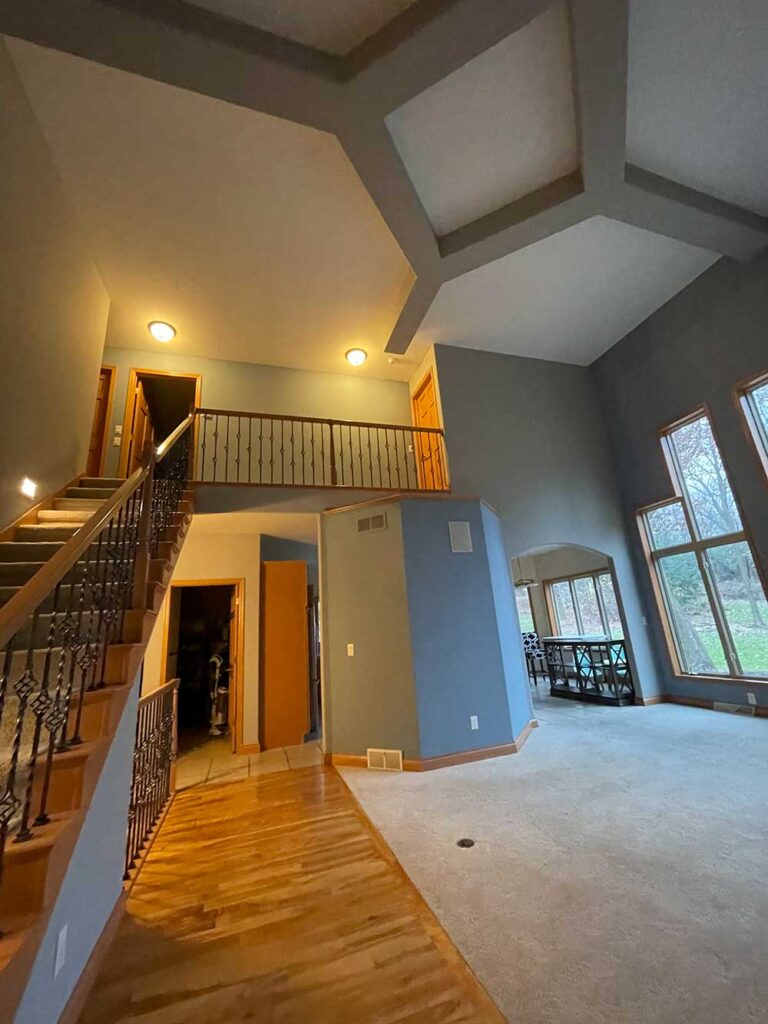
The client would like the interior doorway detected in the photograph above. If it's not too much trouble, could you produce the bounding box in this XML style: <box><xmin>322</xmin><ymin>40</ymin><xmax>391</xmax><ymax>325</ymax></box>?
<box><xmin>512</xmin><ymin>544</ymin><xmax>635</xmax><ymax>707</ymax></box>
<box><xmin>86</xmin><ymin>365</ymin><xmax>116</xmax><ymax>477</ymax></box>
<box><xmin>118</xmin><ymin>368</ymin><xmax>201</xmax><ymax>476</ymax></box>
<box><xmin>163</xmin><ymin>579</ymin><xmax>244</xmax><ymax>755</ymax></box>
<box><xmin>412</xmin><ymin>370</ymin><xmax>444</xmax><ymax>490</ymax></box>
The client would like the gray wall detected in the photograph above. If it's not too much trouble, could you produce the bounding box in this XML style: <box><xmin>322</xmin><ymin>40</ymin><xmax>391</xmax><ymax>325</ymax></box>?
<box><xmin>320</xmin><ymin>502</ymin><xmax>421</xmax><ymax>758</ymax></box>
<box><xmin>0</xmin><ymin>42</ymin><xmax>109</xmax><ymax>528</ymax></box>
<box><xmin>14</xmin><ymin>678</ymin><xmax>138</xmax><ymax>1024</ymax></box>
<box><xmin>400</xmin><ymin>498</ymin><xmax>529</xmax><ymax>757</ymax></box>
<box><xmin>593</xmin><ymin>254</ymin><xmax>768</xmax><ymax>708</ymax></box>
<box><xmin>434</xmin><ymin>344</ymin><xmax>661</xmax><ymax>699</ymax></box>
<box><xmin>101</xmin><ymin>345</ymin><xmax>413</xmax><ymax>477</ymax></box>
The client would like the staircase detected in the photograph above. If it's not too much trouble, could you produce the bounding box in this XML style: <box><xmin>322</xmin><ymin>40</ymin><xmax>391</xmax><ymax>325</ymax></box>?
<box><xmin>0</xmin><ymin>419</ymin><xmax>194</xmax><ymax>1020</ymax></box>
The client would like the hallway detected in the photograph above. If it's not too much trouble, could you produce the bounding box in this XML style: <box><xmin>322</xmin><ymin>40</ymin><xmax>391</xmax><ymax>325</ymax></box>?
<box><xmin>80</xmin><ymin>766</ymin><xmax>504</xmax><ymax>1023</ymax></box>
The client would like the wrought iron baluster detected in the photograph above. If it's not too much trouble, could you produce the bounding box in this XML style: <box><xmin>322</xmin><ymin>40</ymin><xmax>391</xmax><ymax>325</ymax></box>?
<box><xmin>247</xmin><ymin>417</ymin><xmax>252</xmax><ymax>483</ymax></box>
<box><xmin>212</xmin><ymin>415</ymin><xmax>219</xmax><ymax>483</ymax></box>
<box><xmin>280</xmin><ymin>419</ymin><xmax>285</xmax><ymax>485</ymax></box>
<box><xmin>393</xmin><ymin>429</ymin><xmax>402</xmax><ymax>489</ymax></box>
<box><xmin>270</xmin><ymin>420</ymin><xmax>274</xmax><ymax>484</ymax></box>
<box><xmin>200</xmin><ymin>413</ymin><xmax>207</xmax><ymax>481</ymax></box>
<box><xmin>11</xmin><ymin>610</ymin><xmax>43</xmax><ymax>843</ymax></box>
<box><xmin>375</xmin><ymin>427</ymin><xmax>383</xmax><ymax>487</ymax></box>
<box><xmin>384</xmin><ymin>429</ymin><xmax>392</xmax><ymax>488</ymax></box>
<box><xmin>290</xmin><ymin>421</ymin><xmax>296</xmax><ymax>485</ymax></box>
<box><xmin>367</xmin><ymin>427</ymin><xmax>373</xmax><ymax>488</ymax></box>
<box><xmin>236</xmin><ymin>417</ymin><xmax>241</xmax><ymax>484</ymax></box>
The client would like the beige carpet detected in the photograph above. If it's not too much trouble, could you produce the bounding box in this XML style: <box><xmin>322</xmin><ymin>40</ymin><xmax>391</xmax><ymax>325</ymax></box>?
<box><xmin>341</xmin><ymin>690</ymin><xmax>768</xmax><ymax>1024</ymax></box>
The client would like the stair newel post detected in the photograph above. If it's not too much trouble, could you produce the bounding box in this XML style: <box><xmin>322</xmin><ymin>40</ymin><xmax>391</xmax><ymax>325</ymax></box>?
<box><xmin>131</xmin><ymin>441</ymin><xmax>156</xmax><ymax>612</ymax></box>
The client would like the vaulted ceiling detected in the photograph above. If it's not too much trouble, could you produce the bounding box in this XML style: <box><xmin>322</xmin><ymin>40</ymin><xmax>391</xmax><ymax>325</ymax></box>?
<box><xmin>3</xmin><ymin>0</ymin><xmax>767</xmax><ymax>377</ymax></box>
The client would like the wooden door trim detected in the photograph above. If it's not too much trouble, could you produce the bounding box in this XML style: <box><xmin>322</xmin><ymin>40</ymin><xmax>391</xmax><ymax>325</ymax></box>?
<box><xmin>91</xmin><ymin>365</ymin><xmax>116</xmax><ymax>477</ymax></box>
<box><xmin>118</xmin><ymin>367</ymin><xmax>203</xmax><ymax>477</ymax></box>
<box><xmin>160</xmin><ymin>578</ymin><xmax>246</xmax><ymax>754</ymax></box>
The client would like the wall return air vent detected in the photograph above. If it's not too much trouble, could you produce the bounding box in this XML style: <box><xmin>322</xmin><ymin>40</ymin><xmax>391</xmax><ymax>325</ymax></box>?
<box><xmin>357</xmin><ymin>512</ymin><xmax>388</xmax><ymax>533</ymax></box>
<box><xmin>366</xmin><ymin>748</ymin><xmax>403</xmax><ymax>771</ymax></box>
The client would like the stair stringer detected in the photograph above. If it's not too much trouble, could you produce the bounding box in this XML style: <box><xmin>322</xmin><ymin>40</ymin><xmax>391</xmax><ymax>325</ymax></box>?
<box><xmin>0</xmin><ymin>503</ymin><xmax>193</xmax><ymax>1022</ymax></box>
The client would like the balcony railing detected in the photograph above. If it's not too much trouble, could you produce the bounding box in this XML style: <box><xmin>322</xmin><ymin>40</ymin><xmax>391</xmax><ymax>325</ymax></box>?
<box><xmin>192</xmin><ymin>408</ymin><xmax>450</xmax><ymax>492</ymax></box>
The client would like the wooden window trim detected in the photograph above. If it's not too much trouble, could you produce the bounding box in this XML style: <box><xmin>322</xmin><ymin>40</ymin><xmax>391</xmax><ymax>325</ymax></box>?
<box><xmin>734</xmin><ymin>368</ymin><xmax>768</xmax><ymax>487</ymax></box>
<box><xmin>542</xmin><ymin>569</ymin><xmax>620</xmax><ymax>638</ymax></box>
<box><xmin>638</xmin><ymin>406</ymin><xmax>768</xmax><ymax>684</ymax></box>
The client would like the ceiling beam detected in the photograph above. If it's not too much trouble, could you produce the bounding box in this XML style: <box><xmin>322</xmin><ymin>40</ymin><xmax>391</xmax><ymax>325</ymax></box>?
<box><xmin>385</xmin><ymin>273</ymin><xmax>442</xmax><ymax>355</ymax></box>
<box><xmin>569</xmin><ymin>0</ymin><xmax>629</xmax><ymax>191</ymax></box>
<box><xmin>439</xmin><ymin>171</ymin><xmax>589</xmax><ymax>279</ymax></box>
<box><xmin>337</xmin><ymin>113</ymin><xmax>440</xmax><ymax>277</ymax></box>
<box><xmin>613</xmin><ymin>166</ymin><xmax>768</xmax><ymax>261</ymax></box>
<box><xmin>349</xmin><ymin>0</ymin><xmax>549</xmax><ymax>117</ymax></box>
<box><xmin>0</xmin><ymin>0</ymin><xmax>346</xmax><ymax>133</ymax></box>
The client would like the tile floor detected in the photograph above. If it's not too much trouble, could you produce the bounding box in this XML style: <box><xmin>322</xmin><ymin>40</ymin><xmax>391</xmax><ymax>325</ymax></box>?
<box><xmin>175</xmin><ymin>732</ymin><xmax>323</xmax><ymax>790</ymax></box>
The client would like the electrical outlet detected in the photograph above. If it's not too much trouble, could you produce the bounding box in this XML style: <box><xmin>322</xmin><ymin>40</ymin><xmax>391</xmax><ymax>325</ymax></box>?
<box><xmin>54</xmin><ymin>923</ymin><xmax>68</xmax><ymax>978</ymax></box>
<box><xmin>746</xmin><ymin>692</ymin><xmax>757</xmax><ymax>706</ymax></box>
<box><xmin>469</xmin><ymin>715</ymin><xmax>479</xmax><ymax>730</ymax></box>
<box><xmin>346</xmin><ymin>643</ymin><xmax>355</xmax><ymax>657</ymax></box>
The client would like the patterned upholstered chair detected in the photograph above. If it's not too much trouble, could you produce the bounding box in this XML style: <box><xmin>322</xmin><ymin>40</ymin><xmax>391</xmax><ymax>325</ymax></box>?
<box><xmin>522</xmin><ymin>631</ymin><xmax>547</xmax><ymax>684</ymax></box>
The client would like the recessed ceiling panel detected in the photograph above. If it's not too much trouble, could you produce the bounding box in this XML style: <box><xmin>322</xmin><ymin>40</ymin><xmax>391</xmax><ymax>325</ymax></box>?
<box><xmin>184</xmin><ymin>0</ymin><xmax>414</xmax><ymax>55</ymax></box>
<box><xmin>386</xmin><ymin>3</ymin><xmax>579</xmax><ymax>237</ymax></box>
<box><xmin>416</xmin><ymin>217</ymin><xmax>718</xmax><ymax>365</ymax></box>
<box><xmin>6</xmin><ymin>37</ymin><xmax>414</xmax><ymax>379</ymax></box>
<box><xmin>627</xmin><ymin>0</ymin><xmax>768</xmax><ymax>215</ymax></box>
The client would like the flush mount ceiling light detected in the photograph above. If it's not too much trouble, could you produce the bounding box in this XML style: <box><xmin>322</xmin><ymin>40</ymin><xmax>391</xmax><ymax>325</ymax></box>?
<box><xmin>345</xmin><ymin>348</ymin><xmax>367</xmax><ymax>367</ymax></box>
<box><xmin>148</xmin><ymin>320</ymin><xmax>176</xmax><ymax>342</ymax></box>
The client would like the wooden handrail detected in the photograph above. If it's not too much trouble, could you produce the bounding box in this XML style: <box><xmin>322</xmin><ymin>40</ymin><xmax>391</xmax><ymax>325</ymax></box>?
<box><xmin>156</xmin><ymin>413</ymin><xmax>195</xmax><ymax>462</ymax></box>
<box><xmin>138</xmin><ymin>677</ymin><xmax>179</xmax><ymax>707</ymax></box>
<box><xmin>0</xmin><ymin>418</ymin><xmax>192</xmax><ymax>649</ymax></box>
<box><xmin>194</xmin><ymin>407</ymin><xmax>445</xmax><ymax>435</ymax></box>
<box><xmin>0</xmin><ymin>464</ymin><xmax>148</xmax><ymax>648</ymax></box>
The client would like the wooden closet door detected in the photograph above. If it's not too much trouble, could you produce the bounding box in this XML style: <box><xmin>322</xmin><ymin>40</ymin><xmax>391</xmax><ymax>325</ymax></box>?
<box><xmin>260</xmin><ymin>561</ymin><xmax>309</xmax><ymax>749</ymax></box>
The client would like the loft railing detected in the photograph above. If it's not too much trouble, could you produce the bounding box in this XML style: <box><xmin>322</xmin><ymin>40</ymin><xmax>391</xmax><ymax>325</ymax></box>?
<box><xmin>125</xmin><ymin>677</ymin><xmax>178</xmax><ymax>878</ymax></box>
<box><xmin>192</xmin><ymin>407</ymin><xmax>450</xmax><ymax>492</ymax></box>
<box><xmin>0</xmin><ymin>416</ymin><xmax>193</xmax><ymax>892</ymax></box>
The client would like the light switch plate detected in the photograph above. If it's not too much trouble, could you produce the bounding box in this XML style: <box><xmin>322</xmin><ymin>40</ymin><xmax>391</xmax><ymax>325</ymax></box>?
<box><xmin>470</xmin><ymin>715</ymin><xmax>479</xmax><ymax>730</ymax></box>
<box><xmin>346</xmin><ymin>643</ymin><xmax>355</xmax><ymax>657</ymax></box>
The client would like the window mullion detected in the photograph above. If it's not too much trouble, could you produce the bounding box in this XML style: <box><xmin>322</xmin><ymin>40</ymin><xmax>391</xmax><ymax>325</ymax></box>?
<box><xmin>695</xmin><ymin>546</ymin><xmax>741</xmax><ymax>677</ymax></box>
<box><xmin>594</xmin><ymin>575</ymin><xmax>610</xmax><ymax>635</ymax></box>
<box><xmin>570</xmin><ymin>579</ymin><xmax>583</xmax><ymax>634</ymax></box>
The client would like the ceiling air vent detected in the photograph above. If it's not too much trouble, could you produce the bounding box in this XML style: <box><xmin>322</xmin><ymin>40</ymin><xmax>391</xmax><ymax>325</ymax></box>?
<box><xmin>357</xmin><ymin>511</ymin><xmax>388</xmax><ymax>534</ymax></box>
<box><xmin>366</xmin><ymin>748</ymin><xmax>403</xmax><ymax>771</ymax></box>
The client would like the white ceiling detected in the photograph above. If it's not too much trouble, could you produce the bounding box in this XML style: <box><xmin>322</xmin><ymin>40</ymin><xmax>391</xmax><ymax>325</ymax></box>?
<box><xmin>6</xmin><ymin>37</ymin><xmax>415</xmax><ymax>380</ymax></box>
<box><xmin>414</xmin><ymin>216</ymin><xmax>719</xmax><ymax>365</ymax></box>
<box><xmin>386</xmin><ymin>3</ymin><xmax>578</xmax><ymax>236</ymax></box>
<box><xmin>184</xmin><ymin>0</ymin><xmax>414</xmax><ymax>55</ymax></box>
<box><xmin>627</xmin><ymin>0</ymin><xmax>768</xmax><ymax>216</ymax></box>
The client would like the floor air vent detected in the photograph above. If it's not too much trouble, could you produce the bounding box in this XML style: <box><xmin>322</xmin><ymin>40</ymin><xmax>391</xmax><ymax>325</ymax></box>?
<box><xmin>366</xmin><ymin>748</ymin><xmax>403</xmax><ymax>771</ymax></box>
<box><xmin>713</xmin><ymin>701</ymin><xmax>755</xmax><ymax>716</ymax></box>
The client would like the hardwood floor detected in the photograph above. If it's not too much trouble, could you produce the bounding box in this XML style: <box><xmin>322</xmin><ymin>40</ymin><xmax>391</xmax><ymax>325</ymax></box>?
<box><xmin>80</xmin><ymin>766</ymin><xmax>505</xmax><ymax>1023</ymax></box>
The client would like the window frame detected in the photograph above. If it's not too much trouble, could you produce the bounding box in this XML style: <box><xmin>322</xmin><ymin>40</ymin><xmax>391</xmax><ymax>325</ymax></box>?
<box><xmin>637</xmin><ymin>406</ymin><xmax>768</xmax><ymax>683</ymax></box>
<box><xmin>514</xmin><ymin>584</ymin><xmax>536</xmax><ymax>634</ymax></box>
<box><xmin>544</xmin><ymin>569</ymin><xmax>622</xmax><ymax>639</ymax></box>
<box><xmin>735</xmin><ymin>369</ymin><xmax>768</xmax><ymax>484</ymax></box>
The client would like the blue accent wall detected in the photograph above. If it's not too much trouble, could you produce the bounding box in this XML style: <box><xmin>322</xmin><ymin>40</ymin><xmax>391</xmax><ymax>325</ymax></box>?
<box><xmin>400</xmin><ymin>498</ymin><xmax>520</xmax><ymax>758</ymax></box>
<box><xmin>480</xmin><ymin>502</ymin><xmax>535</xmax><ymax>736</ymax></box>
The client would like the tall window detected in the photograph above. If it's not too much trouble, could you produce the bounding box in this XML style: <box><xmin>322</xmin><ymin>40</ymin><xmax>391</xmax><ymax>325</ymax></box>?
<box><xmin>515</xmin><ymin>586</ymin><xmax>535</xmax><ymax>632</ymax></box>
<box><xmin>737</xmin><ymin>372</ymin><xmax>768</xmax><ymax>478</ymax></box>
<box><xmin>547</xmin><ymin>572</ymin><xmax>623</xmax><ymax>638</ymax></box>
<box><xmin>639</xmin><ymin>410</ymin><xmax>768</xmax><ymax>679</ymax></box>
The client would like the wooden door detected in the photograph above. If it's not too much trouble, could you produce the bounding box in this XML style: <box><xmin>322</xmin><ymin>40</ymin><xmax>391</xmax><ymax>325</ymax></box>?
<box><xmin>260</xmin><ymin>561</ymin><xmax>309</xmax><ymax>749</ymax></box>
<box><xmin>126</xmin><ymin>379</ymin><xmax>153</xmax><ymax>475</ymax></box>
<box><xmin>228</xmin><ymin>586</ymin><xmax>240</xmax><ymax>743</ymax></box>
<box><xmin>412</xmin><ymin>371</ymin><xmax>444</xmax><ymax>490</ymax></box>
<box><xmin>86</xmin><ymin>367</ymin><xmax>112</xmax><ymax>476</ymax></box>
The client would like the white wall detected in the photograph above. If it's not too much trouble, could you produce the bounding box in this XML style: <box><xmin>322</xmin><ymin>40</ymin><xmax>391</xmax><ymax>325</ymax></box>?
<box><xmin>143</xmin><ymin>512</ymin><xmax>318</xmax><ymax>748</ymax></box>
<box><xmin>0</xmin><ymin>42</ymin><xmax>109</xmax><ymax>527</ymax></box>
